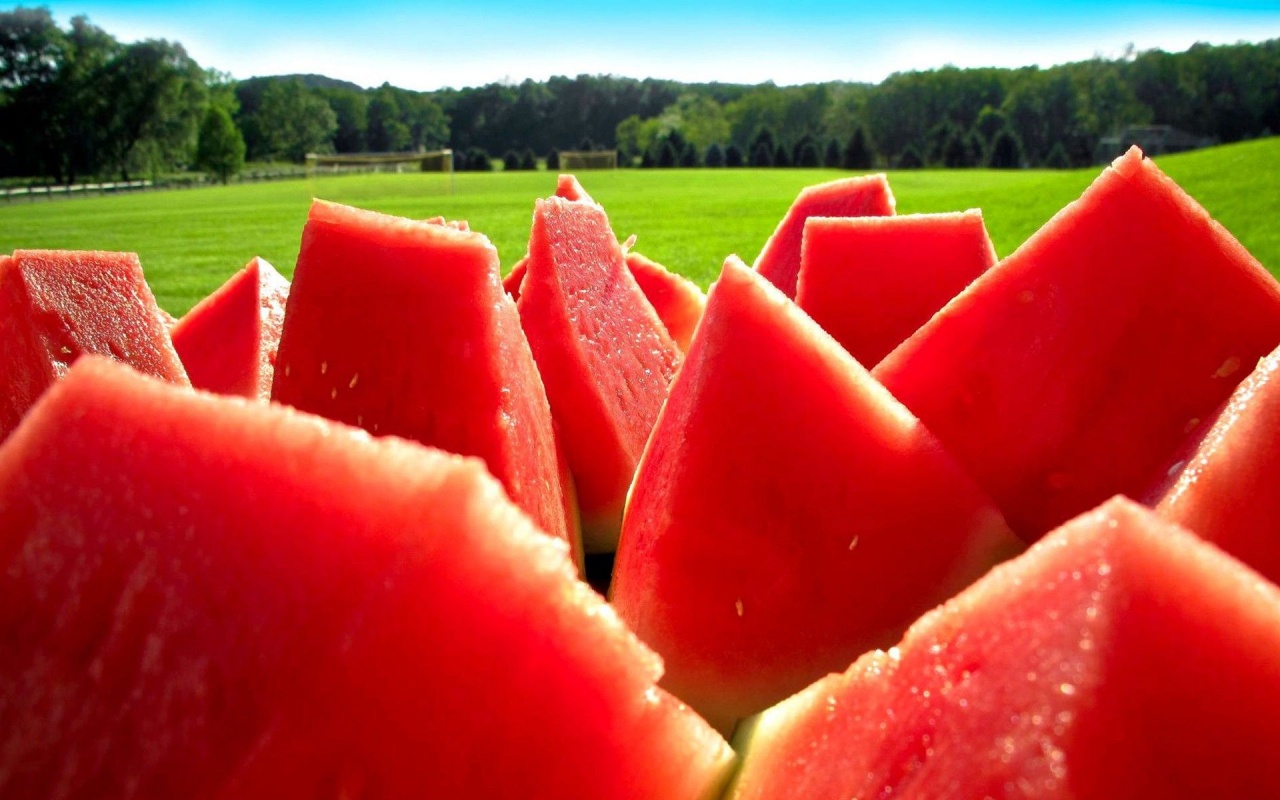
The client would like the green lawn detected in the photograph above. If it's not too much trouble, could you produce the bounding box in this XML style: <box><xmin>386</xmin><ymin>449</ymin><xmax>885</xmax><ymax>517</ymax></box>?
<box><xmin>2</xmin><ymin>138</ymin><xmax>1276</xmax><ymax>316</ymax></box>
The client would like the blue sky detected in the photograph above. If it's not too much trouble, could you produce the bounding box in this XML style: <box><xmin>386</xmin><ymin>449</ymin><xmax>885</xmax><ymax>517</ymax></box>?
<box><xmin>46</xmin><ymin>1</ymin><xmax>1280</xmax><ymax>90</ymax></box>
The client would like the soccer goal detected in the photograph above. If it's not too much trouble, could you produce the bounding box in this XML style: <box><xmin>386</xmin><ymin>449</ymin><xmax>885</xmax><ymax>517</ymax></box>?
<box><xmin>306</xmin><ymin>149</ymin><xmax>453</xmax><ymax>175</ymax></box>
<box><xmin>558</xmin><ymin>150</ymin><xmax>618</xmax><ymax>170</ymax></box>
<box><xmin>305</xmin><ymin>149</ymin><xmax>454</xmax><ymax>192</ymax></box>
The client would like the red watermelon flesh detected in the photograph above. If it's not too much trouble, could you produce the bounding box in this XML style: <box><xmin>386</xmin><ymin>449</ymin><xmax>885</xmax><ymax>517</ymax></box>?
<box><xmin>501</xmin><ymin>173</ymin><xmax>593</xmax><ymax>302</ymax></box>
<box><xmin>0</xmin><ymin>249</ymin><xmax>189</xmax><ymax>441</ymax></box>
<box><xmin>170</xmin><ymin>256</ymin><xmax>290</xmax><ymax>400</ymax></box>
<box><xmin>503</xmin><ymin>257</ymin><xmax>527</xmax><ymax>299</ymax></box>
<box><xmin>271</xmin><ymin>200</ymin><xmax>578</xmax><ymax>565</ymax></box>
<box><xmin>728</xmin><ymin>496</ymin><xmax>1280</xmax><ymax>799</ymax></box>
<box><xmin>555</xmin><ymin>173</ymin><xmax>594</xmax><ymax>202</ymax></box>
<box><xmin>518</xmin><ymin>196</ymin><xmax>682</xmax><ymax>551</ymax></box>
<box><xmin>610</xmin><ymin>256</ymin><xmax>1019</xmax><ymax>732</ymax></box>
<box><xmin>0</xmin><ymin>356</ymin><xmax>734</xmax><ymax>799</ymax></box>
<box><xmin>796</xmin><ymin>210</ymin><xmax>996</xmax><ymax>368</ymax></box>
<box><xmin>625</xmin><ymin>250</ymin><xmax>706</xmax><ymax>352</ymax></box>
<box><xmin>753</xmin><ymin>174</ymin><xmax>896</xmax><ymax>299</ymax></box>
<box><xmin>874</xmin><ymin>147</ymin><xmax>1280</xmax><ymax>541</ymax></box>
<box><xmin>1153</xmin><ymin>343</ymin><xmax>1280</xmax><ymax>584</ymax></box>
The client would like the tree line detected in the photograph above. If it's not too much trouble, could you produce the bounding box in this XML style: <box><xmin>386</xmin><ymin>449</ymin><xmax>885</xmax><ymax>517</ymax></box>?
<box><xmin>2</xmin><ymin>6</ymin><xmax>1277</xmax><ymax>184</ymax></box>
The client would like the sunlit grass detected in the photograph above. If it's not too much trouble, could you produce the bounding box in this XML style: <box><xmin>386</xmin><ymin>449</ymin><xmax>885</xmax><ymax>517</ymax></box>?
<box><xmin>1</xmin><ymin>137</ymin><xmax>1275</xmax><ymax>315</ymax></box>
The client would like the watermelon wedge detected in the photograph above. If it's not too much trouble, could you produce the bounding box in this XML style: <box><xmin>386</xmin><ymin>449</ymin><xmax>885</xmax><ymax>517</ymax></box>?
<box><xmin>874</xmin><ymin>147</ymin><xmax>1280</xmax><ymax>540</ymax></box>
<box><xmin>170</xmin><ymin>256</ymin><xmax>290</xmax><ymax>400</ymax></box>
<box><xmin>611</xmin><ymin>256</ymin><xmax>1019</xmax><ymax>732</ymax></box>
<box><xmin>795</xmin><ymin>210</ymin><xmax>996</xmax><ymax>367</ymax></box>
<box><xmin>728</xmin><ymin>496</ymin><xmax>1280</xmax><ymax>799</ymax></box>
<box><xmin>0</xmin><ymin>356</ymin><xmax>734</xmax><ymax>798</ymax></box>
<box><xmin>518</xmin><ymin>195</ymin><xmax>682</xmax><ymax>550</ymax></box>
<box><xmin>753</xmin><ymin>174</ymin><xmax>896</xmax><ymax>299</ymax></box>
<box><xmin>625</xmin><ymin>250</ymin><xmax>706</xmax><ymax>352</ymax></box>
<box><xmin>502</xmin><ymin>173</ymin><xmax>594</xmax><ymax>301</ymax></box>
<box><xmin>1153</xmin><ymin>343</ymin><xmax>1280</xmax><ymax>583</ymax></box>
<box><xmin>270</xmin><ymin>200</ymin><xmax>578</xmax><ymax>562</ymax></box>
<box><xmin>0</xmin><ymin>249</ymin><xmax>189</xmax><ymax>441</ymax></box>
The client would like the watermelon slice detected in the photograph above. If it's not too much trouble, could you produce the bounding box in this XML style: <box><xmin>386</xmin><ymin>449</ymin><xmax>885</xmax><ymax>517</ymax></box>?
<box><xmin>795</xmin><ymin>210</ymin><xmax>996</xmax><ymax>367</ymax></box>
<box><xmin>874</xmin><ymin>147</ymin><xmax>1280</xmax><ymax>541</ymax></box>
<box><xmin>518</xmin><ymin>195</ymin><xmax>682</xmax><ymax>550</ymax></box>
<box><xmin>501</xmin><ymin>173</ymin><xmax>594</xmax><ymax>301</ymax></box>
<box><xmin>728</xmin><ymin>496</ymin><xmax>1280</xmax><ymax>799</ymax></box>
<box><xmin>169</xmin><ymin>256</ymin><xmax>290</xmax><ymax>400</ymax></box>
<box><xmin>610</xmin><ymin>256</ymin><xmax>1019</xmax><ymax>732</ymax></box>
<box><xmin>271</xmin><ymin>200</ymin><xmax>578</xmax><ymax>562</ymax></box>
<box><xmin>0</xmin><ymin>249</ymin><xmax>189</xmax><ymax>441</ymax></box>
<box><xmin>625</xmin><ymin>250</ymin><xmax>706</xmax><ymax>352</ymax></box>
<box><xmin>753</xmin><ymin>174</ymin><xmax>896</xmax><ymax>299</ymax></box>
<box><xmin>1153</xmin><ymin>343</ymin><xmax>1280</xmax><ymax>583</ymax></box>
<box><xmin>0</xmin><ymin>356</ymin><xmax>734</xmax><ymax>798</ymax></box>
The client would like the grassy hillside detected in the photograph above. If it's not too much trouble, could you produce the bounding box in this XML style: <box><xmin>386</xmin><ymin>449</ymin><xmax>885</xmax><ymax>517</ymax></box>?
<box><xmin>1</xmin><ymin>138</ymin><xmax>1275</xmax><ymax>316</ymax></box>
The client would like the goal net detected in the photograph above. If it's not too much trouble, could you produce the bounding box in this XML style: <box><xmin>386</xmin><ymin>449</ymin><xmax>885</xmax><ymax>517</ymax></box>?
<box><xmin>305</xmin><ymin>149</ymin><xmax>454</xmax><ymax>176</ymax></box>
<box><xmin>558</xmin><ymin>150</ymin><xmax>618</xmax><ymax>170</ymax></box>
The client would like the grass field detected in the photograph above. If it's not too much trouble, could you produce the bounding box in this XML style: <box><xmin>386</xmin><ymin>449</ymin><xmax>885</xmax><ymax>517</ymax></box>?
<box><xmin>1</xmin><ymin>138</ymin><xmax>1276</xmax><ymax>316</ymax></box>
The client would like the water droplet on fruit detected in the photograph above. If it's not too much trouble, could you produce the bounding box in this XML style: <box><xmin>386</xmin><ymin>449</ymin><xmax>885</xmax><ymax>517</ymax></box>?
<box><xmin>1214</xmin><ymin>356</ymin><xmax>1241</xmax><ymax>379</ymax></box>
<box><xmin>1058</xmin><ymin>682</ymin><xmax>1077</xmax><ymax>696</ymax></box>
<box><xmin>284</xmin><ymin>364</ymin><xmax>291</xmax><ymax>377</ymax></box>
<box><xmin>349</xmin><ymin>373</ymin><xmax>359</xmax><ymax>389</ymax></box>
<box><xmin>888</xmin><ymin>647</ymin><xmax>902</xmax><ymax>662</ymax></box>
<box><xmin>321</xmin><ymin>361</ymin><xmax>328</xmax><ymax>375</ymax></box>
<box><xmin>848</xmin><ymin>535</ymin><xmax>860</xmax><ymax>550</ymax></box>
<box><xmin>330</xmin><ymin>388</ymin><xmax>337</xmax><ymax>400</ymax></box>
<box><xmin>735</xmin><ymin>599</ymin><xmax>744</xmax><ymax>617</ymax></box>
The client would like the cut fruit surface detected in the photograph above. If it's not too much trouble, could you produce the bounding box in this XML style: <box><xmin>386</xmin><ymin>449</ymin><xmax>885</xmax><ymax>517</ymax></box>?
<box><xmin>625</xmin><ymin>251</ymin><xmax>706</xmax><ymax>353</ymax></box>
<box><xmin>729</xmin><ymin>496</ymin><xmax>1280</xmax><ymax>800</ymax></box>
<box><xmin>874</xmin><ymin>147</ymin><xmax>1280</xmax><ymax>540</ymax></box>
<box><xmin>0</xmin><ymin>356</ymin><xmax>734</xmax><ymax>799</ymax></box>
<box><xmin>0</xmin><ymin>249</ymin><xmax>188</xmax><ymax>441</ymax></box>
<box><xmin>1155</xmin><ymin>343</ymin><xmax>1280</xmax><ymax>583</ymax></box>
<box><xmin>796</xmin><ymin>210</ymin><xmax>996</xmax><ymax>368</ymax></box>
<box><xmin>271</xmin><ymin>200</ymin><xmax>578</xmax><ymax>562</ymax></box>
<box><xmin>753</xmin><ymin>174</ymin><xmax>896</xmax><ymax>299</ymax></box>
<box><xmin>611</xmin><ymin>256</ymin><xmax>1018</xmax><ymax>731</ymax></box>
<box><xmin>518</xmin><ymin>195</ymin><xmax>681</xmax><ymax>550</ymax></box>
<box><xmin>170</xmin><ymin>256</ymin><xmax>290</xmax><ymax>400</ymax></box>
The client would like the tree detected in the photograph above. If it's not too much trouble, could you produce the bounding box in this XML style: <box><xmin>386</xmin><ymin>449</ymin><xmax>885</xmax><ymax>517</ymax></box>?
<box><xmin>792</xmin><ymin>134</ymin><xmax>821</xmax><ymax>167</ymax></box>
<box><xmin>823</xmin><ymin>138</ymin><xmax>841</xmax><ymax>168</ymax></box>
<box><xmin>704</xmin><ymin>142</ymin><xmax>724</xmax><ymax>167</ymax></box>
<box><xmin>546</xmin><ymin>149</ymin><xmax>559</xmax><ymax>170</ymax></box>
<box><xmin>520</xmin><ymin>148</ymin><xmax>537</xmax><ymax>170</ymax></box>
<box><xmin>842</xmin><ymin>127</ymin><xmax>873</xmax><ymax>169</ymax></box>
<box><xmin>750</xmin><ymin>140</ymin><xmax>773</xmax><ymax>167</ymax></box>
<box><xmin>679</xmin><ymin>141</ymin><xmax>700</xmax><ymax>167</ymax></box>
<box><xmin>773</xmin><ymin>143</ymin><xmax>792</xmax><ymax>167</ymax></box>
<box><xmin>254</xmin><ymin>79</ymin><xmax>337</xmax><ymax>162</ymax></box>
<box><xmin>1043</xmin><ymin>140</ymin><xmax>1071</xmax><ymax>169</ymax></box>
<box><xmin>466</xmin><ymin>146</ymin><xmax>492</xmax><ymax>171</ymax></box>
<box><xmin>195</xmin><ymin>104</ymin><xmax>245</xmax><ymax>182</ymax></box>
<box><xmin>366</xmin><ymin>86</ymin><xmax>410</xmax><ymax>152</ymax></box>
<box><xmin>897</xmin><ymin>145</ymin><xmax>924</xmax><ymax>169</ymax></box>
<box><xmin>503</xmin><ymin>149</ymin><xmax>520</xmax><ymax>170</ymax></box>
<box><xmin>942</xmin><ymin>126</ymin><xmax>977</xmax><ymax>168</ymax></box>
<box><xmin>724</xmin><ymin>143</ymin><xmax>745</xmax><ymax>167</ymax></box>
<box><xmin>656</xmin><ymin>139</ymin><xmax>677</xmax><ymax>167</ymax></box>
<box><xmin>987</xmin><ymin>127</ymin><xmax>1023</xmax><ymax>168</ymax></box>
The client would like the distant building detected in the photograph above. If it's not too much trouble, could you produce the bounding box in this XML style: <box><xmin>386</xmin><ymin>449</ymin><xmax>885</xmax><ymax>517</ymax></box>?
<box><xmin>1095</xmin><ymin>125</ymin><xmax>1217</xmax><ymax>163</ymax></box>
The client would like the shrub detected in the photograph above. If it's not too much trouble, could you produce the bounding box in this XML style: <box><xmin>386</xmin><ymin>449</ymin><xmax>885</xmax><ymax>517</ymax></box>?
<box><xmin>725</xmin><ymin>144</ymin><xmax>745</xmax><ymax>167</ymax></box>
<box><xmin>546</xmin><ymin>149</ymin><xmax>560</xmax><ymax>170</ymax></box>
<box><xmin>704</xmin><ymin>143</ymin><xmax>725</xmax><ymax>167</ymax></box>
<box><xmin>841</xmin><ymin>127</ymin><xmax>873</xmax><ymax>170</ymax></box>
<box><xmin>503</xmin><ymin>150</ymin><xmax>521</xmax><ymax>171</ymax></box>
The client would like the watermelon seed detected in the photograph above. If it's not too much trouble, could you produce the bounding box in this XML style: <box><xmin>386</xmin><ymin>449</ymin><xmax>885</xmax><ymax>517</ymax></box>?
<box><xmin>321</xmin><ymin>360</ymin><xmax>328</xmax><ymax>375</ymax></box>
<box><xmin>1168</xmin><ymin>459</ymin><xmax>1188</xmax><ymax>477</ymax></box>
<box><xmin>735</xmin><ymin>599</ymin><xmax>744</xmax><ymax>617</ymax></box>
<box><xmin>284</xmin><ymin>364</ymin><xmax>291</xmax><ymax>377</ymax></box>
<box><xmin>1214</xmin><ymin>356</ymin><xmax>1242</xmax><ymax>379</ymax></box>
<box><xmin>1183</xmin><ymin>417</ymin><xmax>1201</xmax><ymax>434</ymax></box>
<box><xmin>349</xmin><ymin>373</ymin><xmax>359</xmax><ymax>389</ymax></box>
<box><xmin>848</xmin><ymin>535</ymin><xmax>860</xmax><ymax>550</ymax></box>
<box><xmin>1058</xmin><ymin>683</ymin><xmax>1077</xmax><ymax>696</ymax></box>
<box><xmin>330</xmin><ymin>388</ymin><xmax>337</xmax><ymax>400</ymax></box>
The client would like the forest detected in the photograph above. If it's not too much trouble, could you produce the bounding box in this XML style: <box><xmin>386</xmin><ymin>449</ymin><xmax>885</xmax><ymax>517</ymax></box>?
<box><xmin>2</xmin><ymin>6</ymin><xmax>1277</xmax><ymax>182</ymax></box>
